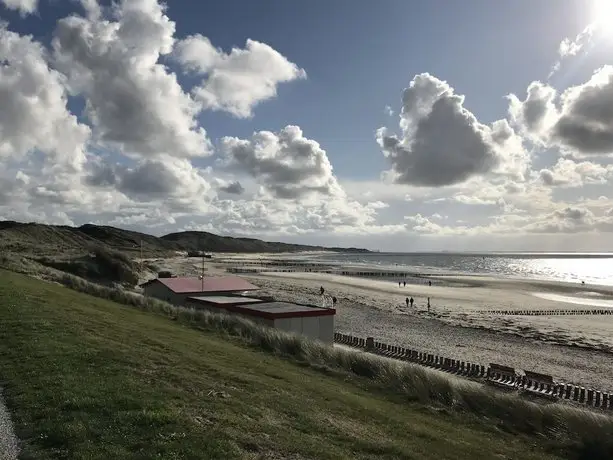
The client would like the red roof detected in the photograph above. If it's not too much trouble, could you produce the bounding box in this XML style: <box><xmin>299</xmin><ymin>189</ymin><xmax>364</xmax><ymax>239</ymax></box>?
<box><xmin>141</xmin><ymin>276</ymin><xmax>259</xmax><ymax>294</ymax></box>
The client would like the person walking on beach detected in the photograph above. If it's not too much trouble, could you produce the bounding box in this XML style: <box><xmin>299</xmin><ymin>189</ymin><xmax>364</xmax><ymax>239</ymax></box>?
<box><xmin>320</xmin><ymin>286</ymin><xmax>325</xmax><ymax>296</ymax></box>
<box><xmin>428</xmin><ymin>280</ymin><xmax>432</xmax><ymax>287</ymax></box>
<box><xmin>410</xmin><ymin>297</ymin><xmax>414</xmax><ymax>308</ymax></box>
<box><xmin>405</xmin><ymin>297</ymin><xmax>409</xmax><ymax>308</ymax></box>
<box><xmin>403</xmin><ymin>281</ymin><xmax>406</xmax><ymax>287</ymax></box>
<box><xmin>398</xmin><ymin>281</ymin><xmax>401</xmax><ymax>287</ymax></box>
<box><xmin>427</xmin><ymin>297</ymin><xmax>431</xmax><ymax>312</ymax></box>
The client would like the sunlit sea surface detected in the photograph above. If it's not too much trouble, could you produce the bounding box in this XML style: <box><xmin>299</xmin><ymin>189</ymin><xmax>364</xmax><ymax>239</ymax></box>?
<box><xmin>303</xmin><ymin>253</ymin><xmax>613</xmax><ymax>287</ymax></box>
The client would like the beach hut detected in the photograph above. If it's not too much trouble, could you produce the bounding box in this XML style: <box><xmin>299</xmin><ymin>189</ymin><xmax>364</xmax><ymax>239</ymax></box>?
<box><xmin>139</xmin><ymin>276</ymin><xmax>259</xmax><ymax>305</ymax></box>
<box><xmin>186</xmin><ymin>297</ymin><xmax>336</xmax><ymax>343</ymax></box>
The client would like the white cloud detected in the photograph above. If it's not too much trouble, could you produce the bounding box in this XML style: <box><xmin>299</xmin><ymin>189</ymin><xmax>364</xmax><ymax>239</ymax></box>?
<box><xmin>220</xmin><ymin>125</ymin><xmax>343</xmax><ymax>199</ymax></box>
<box><xmin>549</xmin><ymin>24</ymin><xmax>596</xmax><ymax>77</ymax></box>
<box><xmin>507</xmin><ymin>81</ymin><xmax>558</xmax><ymax>143</ymax></box>
<box><xmin>559</xmin><ymin>25</ymin><xmax>595</xmax><ymax>58</ymax></box>
<box><xmin>377</xmin><ymin>73</ymin><xmax>528</xmax><ymax>187</ymax></box>
<box><xmin>1</xmin><ymin>0</ymin><xmax>37</xmax><ymax>15</ymax></box>
<box><xmin>539</xmin><ymin>158</ymin><xmax>613</xmax><ymax>187</ymax></box>
<box><xmin>0</xmin><ymin>24</ymin><xmax>90</xmax><ymax>171</ymax></box>
<box><xmin>52</xmin><ymin>0</ymin><xmax>212</xmax><ymax>159</ymax></box>
<box><xmin>174</xmin><ymin>35</ymin><xmax>306</xmax><ymax>118</ymax></box>
<box><xmin>402</xmin><ymin>203</ymin><xmax>613</xmax><ymax>237</ymax></box>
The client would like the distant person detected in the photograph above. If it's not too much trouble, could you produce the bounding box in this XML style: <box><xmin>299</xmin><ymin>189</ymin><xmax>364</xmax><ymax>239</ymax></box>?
<box><xmin>405</xmin><ymin>297</ymin><xmax>409</xmax><ymax>307</ymax></box>
<box><xmin>428</xmin><ymin>280</ymin><xmax>432</xmax><ymax>287</ymax></box>
<box><xmin>398</xmin><ymin>281</ymin><xmax>401</xmax><ymax>287</ymax></box>
<box><xmin>403</xmin><ymin>281</ymin><xmax>406</xmax><ymax>287</ymax></box>
<box><xmin>427</xmin><ymin>297</ymin><xmax>431</xmax><ymax>312</ymax></box>
<box><xmin>332</xmin><ymin>296</ymin><xmax>337</xmax><ymax>306</ymax></box>
<box><xmin>320</xmin><ymin>286</ymin><xmax>325</xmax><ymax>296</ymax></box>
<box><xmin>410</xmin><ymin>297</ymin><xmax>414</xmax><ymax>308</ymax></box>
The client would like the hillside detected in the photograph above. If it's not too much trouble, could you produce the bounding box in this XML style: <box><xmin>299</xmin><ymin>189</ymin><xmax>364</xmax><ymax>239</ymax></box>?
<box><xmin>161</xmin><ymin>230</ymin><xmax>369</xmax><ymax>253</ymax></box>
<box><xmin>0</xmin><ymin>269</ymin><xmax>564</xmax><ymax>459</ymax></box>
<box><xmin>0</xmin><ymin>220</ymin><xmax>370</xmax><ymax>256</ymax></box>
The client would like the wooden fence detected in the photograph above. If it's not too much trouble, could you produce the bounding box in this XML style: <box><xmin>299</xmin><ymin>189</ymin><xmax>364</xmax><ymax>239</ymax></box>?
<box><xmin>333</xmin><ymin>332</ymin><xmax>613</xmax><ymax>410</ymax></box>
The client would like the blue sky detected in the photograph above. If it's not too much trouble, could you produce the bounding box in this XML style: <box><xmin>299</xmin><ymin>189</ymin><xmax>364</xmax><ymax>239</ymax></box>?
<box><xmin>1</xmin><ymin>0</ymin><xmax>613</xmax><ymax>251</ymax></box>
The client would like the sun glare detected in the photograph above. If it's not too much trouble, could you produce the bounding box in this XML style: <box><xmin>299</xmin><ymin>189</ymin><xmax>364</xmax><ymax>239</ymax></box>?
<box><xmin>593</xmin><ymin>0</ymin><xmax>613</xmax><ymax>30</ymax></box>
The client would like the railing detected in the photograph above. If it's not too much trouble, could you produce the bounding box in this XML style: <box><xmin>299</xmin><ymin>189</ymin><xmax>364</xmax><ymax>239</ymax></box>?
<box><xmin>333</xmin><ymin>332</ymin><xmax>613</xmax><ymax>410</ymax></box>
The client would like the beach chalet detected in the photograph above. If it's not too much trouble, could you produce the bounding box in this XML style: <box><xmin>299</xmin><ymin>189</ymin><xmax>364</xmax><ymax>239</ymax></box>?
<box><xmin>140</xmin><ymin>276</ymin><xmax>259</xmax><ymax>305</ymax></box>
<box><xmin>186</xmin><ymin>296</ymin><xmax>336</xmax><ymax>343</ymax></box>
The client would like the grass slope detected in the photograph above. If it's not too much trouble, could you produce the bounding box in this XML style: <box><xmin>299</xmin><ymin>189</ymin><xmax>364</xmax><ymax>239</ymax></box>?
<box><xmin>0</xmin><ymin>270</ymin><xmax>562</xmax><ymax>460</ymax></box>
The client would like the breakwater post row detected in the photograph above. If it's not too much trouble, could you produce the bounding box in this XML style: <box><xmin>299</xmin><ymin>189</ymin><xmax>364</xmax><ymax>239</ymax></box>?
<box><xmin>221</xmin><ymin>261</ymin><xmax>445</xmax><ymax>280</ymax></box>
<box><xmin>333</xmin><ymin>332</ymin><xmax>613</xmax><ymax>410</ymax></box>
<box><xmin>471</xmin><ymin>309</ymin><xmax>613</xmax><ymax>316</ymax></box>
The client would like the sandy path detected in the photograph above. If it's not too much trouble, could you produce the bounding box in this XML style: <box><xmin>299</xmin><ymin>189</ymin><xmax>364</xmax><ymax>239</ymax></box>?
<box><xmin>0</xmin><ymin>390</ymin><xmax>19</xmax><ymax>460</ymax></box>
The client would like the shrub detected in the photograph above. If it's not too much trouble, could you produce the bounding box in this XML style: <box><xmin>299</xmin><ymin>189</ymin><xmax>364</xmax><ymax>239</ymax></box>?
<box><xmin>89</xmin><ymin>245</ymin><xmax>139</xmax><ymax>285</ymax></box>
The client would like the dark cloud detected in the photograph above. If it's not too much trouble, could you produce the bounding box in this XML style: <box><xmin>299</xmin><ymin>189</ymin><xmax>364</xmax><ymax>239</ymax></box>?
<box><xmin>377</xmin><ymin>73</ymin><xmax>513</xmax><ymax>187</ymax></box>
<box><xmin>553</xmin><ymin>66</ymin><xmax>613</xmax><ymax>154</ymax></box>
<box><xmin>218</xmin><ymin>180</ymin><xmax>244</xmax><ymax>195</ymax></box>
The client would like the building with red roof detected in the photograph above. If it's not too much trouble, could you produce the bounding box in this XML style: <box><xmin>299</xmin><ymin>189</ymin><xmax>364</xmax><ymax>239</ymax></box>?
<box><xmin>139</xmin><ymin>276</ymin><xmax>259</xmax><ymax>305</ymax></box>
<box><xmin>186</xmin><ymin>296</ymin><xmax>336</xmax><ymax>343</ymax></box>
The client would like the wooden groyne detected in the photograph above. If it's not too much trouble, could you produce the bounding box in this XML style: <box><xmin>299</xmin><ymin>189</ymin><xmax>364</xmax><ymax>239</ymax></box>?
<box><xmin>474</xmin><ymin>309</ymin><xmax>613</xmax><ymax>316</ymax></box>
<box><xmin>223</xmin><ymin>263</ymin><xmax>445</xmax><ymax>280</ymax></box>
<box><xmin>333</xmin><ymin>332</ymin><xmax>613</xmax><ymax>410</ymax></box>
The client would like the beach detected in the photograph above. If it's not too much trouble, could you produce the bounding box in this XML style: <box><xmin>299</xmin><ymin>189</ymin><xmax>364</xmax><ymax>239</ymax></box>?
<box><xmin>141</xmin><ymin>254</ymin><xmax>613</xmax><ymax>392</ymax></box>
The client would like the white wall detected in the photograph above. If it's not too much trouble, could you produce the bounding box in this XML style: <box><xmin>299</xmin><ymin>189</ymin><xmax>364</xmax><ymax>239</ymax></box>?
<box><xmin>274</xmin><ymin>315</ymin><xmax>334</xmax><ymax>344</ymax></box>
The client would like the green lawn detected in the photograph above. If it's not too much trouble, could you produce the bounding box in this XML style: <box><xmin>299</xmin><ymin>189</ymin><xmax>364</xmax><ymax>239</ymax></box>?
<box><xmin>0</xmin><ymin>269</ymin><xmax>564</xmax><ymax>459</ymax></box>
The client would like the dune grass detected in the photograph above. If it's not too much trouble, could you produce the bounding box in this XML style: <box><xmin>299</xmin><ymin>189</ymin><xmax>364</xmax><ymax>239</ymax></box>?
<box><xmin>0</xmin><ymin>269</ymin><xmax>571</xmax><ymax>460</ymax></box>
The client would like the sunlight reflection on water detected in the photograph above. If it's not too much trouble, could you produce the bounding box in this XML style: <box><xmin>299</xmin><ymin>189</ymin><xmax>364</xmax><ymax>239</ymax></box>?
<box><xmin>311</xmin><ymin>253</ymin><xmax>613</xmax><ymax>286</ymax></box>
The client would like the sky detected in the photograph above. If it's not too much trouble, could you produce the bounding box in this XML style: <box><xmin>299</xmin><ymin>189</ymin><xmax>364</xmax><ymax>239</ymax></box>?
<box><xmin>1</xmin><ymin>0</ymin><xmax>613</xmax><ymax>252</ymax></box>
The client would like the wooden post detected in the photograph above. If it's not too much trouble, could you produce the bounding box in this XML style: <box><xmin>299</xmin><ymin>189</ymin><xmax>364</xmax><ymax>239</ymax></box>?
<box><xmin>201</xmin><ymin>252</ymin><xmax>205</xmax><ymax>291</ymax></box>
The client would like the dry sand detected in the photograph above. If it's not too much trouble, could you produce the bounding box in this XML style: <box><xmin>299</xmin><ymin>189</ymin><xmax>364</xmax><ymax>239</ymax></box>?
<box><xmin>142</xmin><ymin>256</ymin><xmax>613</xmax><ymax>392</ymax></box>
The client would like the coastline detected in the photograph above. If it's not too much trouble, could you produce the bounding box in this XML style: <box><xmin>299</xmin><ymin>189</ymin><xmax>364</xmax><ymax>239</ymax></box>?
<box><xmin>142</xmin><ymin>255</ymin><xmax>613</xmax><ymax>391</ymax></box>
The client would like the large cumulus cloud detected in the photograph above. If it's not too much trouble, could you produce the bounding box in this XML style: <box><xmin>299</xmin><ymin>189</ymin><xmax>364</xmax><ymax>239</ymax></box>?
<box><xmin>377</xmin><ymin>73</ymin><xmax>526</xmax><ymax>187</ymax></box>
<box><xmin>52</xmin><ymin>0</ymin><xmax>212</xmax><ymax>159</ymax></box>
<box><xmin>0</xmin><ymin>24</ymin><xmax>90</xmax><ymax>170</ymax></box>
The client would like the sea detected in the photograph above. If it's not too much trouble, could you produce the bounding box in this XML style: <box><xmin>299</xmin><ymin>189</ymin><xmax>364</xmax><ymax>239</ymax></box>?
<box><xmin>305</xmin><ymin>252</ymin><xmax>613</xmax><ymax>287</ymax></box>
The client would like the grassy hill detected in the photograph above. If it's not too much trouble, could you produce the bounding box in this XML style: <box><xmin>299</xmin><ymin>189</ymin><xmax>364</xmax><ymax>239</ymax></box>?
<box><xmin>0</xmin><ymin>270</ymin><xmax>568</xmax><ymax>459</ymax></box>
<box><xmin>0</xmin><ymin>220</ymin><xmax>369</xmax><ymax>256</ymax></box>
<box><xmin>161</xmin><ymin>230</ymin><xmax>369</xmax><ymax>254</ymax></box>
